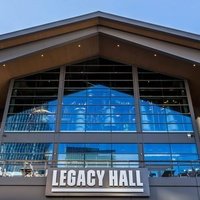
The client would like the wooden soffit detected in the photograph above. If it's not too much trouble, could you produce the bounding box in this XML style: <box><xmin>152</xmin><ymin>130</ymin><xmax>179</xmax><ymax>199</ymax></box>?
<box><xmin>0</xmin><ymin>12</ymin><xmax>200</xmax><ymax>114</ymax></box>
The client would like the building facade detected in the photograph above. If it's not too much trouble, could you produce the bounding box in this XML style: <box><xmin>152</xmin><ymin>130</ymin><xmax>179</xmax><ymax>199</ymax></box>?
<box><xmin>0</xmin><ymin>12</ymin><xmax>200</xmax><ymax>200</ymax></box>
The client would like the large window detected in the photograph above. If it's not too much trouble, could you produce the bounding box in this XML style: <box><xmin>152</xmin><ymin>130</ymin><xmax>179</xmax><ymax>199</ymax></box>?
<box><xmin>0</xmin><ymin>143</ymin><xmax>53</xmax><ymax>160</ymax></box>
<box><xmin>61</xmin><ymin>64</ymin><xmax>135</xmax><ymax>132</ymax></box>
<box><xmin>58</xmin><ymin>143</ymin><xmax>138</xmax><ymax>167</ymax></box>
<box><xmin>144</xmin><ymin>143</ymin><xmax>198</xmax><ymax>176</ymax></box>
<box><xmin>0</xmin><ymin>143</ymin><xmax>53</xmax><ymax>174</ymax></box>
<box><xmin>3</xmin><ymin>59</ymin><xmax>194</xmax><ymax>133</ymax></box>
<box><xmin>5</xmin><ymin>69</ymin><xmax>59</xmax><ymax>132</ymax></box>
<box><xmin>144</xmin><ymin>143</ymin><xmax>198</xmax><ymax>162</ymax></box>
<box><xmin>138</xmin><ymin>69</ymin><xmax>193</xmax><ymax>132</ymax></box>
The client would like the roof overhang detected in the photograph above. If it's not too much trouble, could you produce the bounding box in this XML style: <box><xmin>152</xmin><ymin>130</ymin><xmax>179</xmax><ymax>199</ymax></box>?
<box><xmin>1</xmin><ymin>26</ymin><xmax>200</xmax><ymax>64</ymax></box>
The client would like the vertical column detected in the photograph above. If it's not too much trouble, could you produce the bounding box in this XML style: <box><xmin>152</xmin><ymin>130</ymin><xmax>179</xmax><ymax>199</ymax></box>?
<box><xmin>0</xmin><ymin>79</ymin><xmax>14</xmax><ymax>141</ymax></box>
<box><xmin>53</xmin><ymin>66</ymin><xmax>65</xmax><ymax>162</ymax></box>
<box><xmin>185</xmin><ymin>80</ymin><xmax>200</xmax><ymax>154</ymax></box>
<box><xmin>132</xmin><ymin>66</ymin><xmax>144</xmax><ymax>166</ymax></box>
<box><xmin>196</xmin><ymin>117</ymin><xmax>200</xmax><ymax>134</ymax></box>
<box><xmin>56</xmin><ymin>66</ymin><xmax>66</xmax><ymax>132</ymax></box>
<box><xmin>133</xmin><ymin>67</ymin><xmax>142</xmax><ymax>132</ymax></box>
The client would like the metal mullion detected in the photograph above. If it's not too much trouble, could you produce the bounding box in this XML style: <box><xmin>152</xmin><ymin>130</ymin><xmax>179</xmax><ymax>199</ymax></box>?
<box><xmin>69</xmin><ymin>64</ymin><xmax>130</xmax><ymax>67</ymax></box>
<box><xmin>0</xmin><ymin>79</ymin><xmax>14</xmax><ymax>141</ymax></box>
<box><xmin>139</xmin><ymin>87</ymin><xmax>185</xmax><ymax>89</ymax></box>
<box><xmin>138</xmin><ymin>78</ymin><xmax>184</xmax><ymax>80</ymax></box>
<box><xmin>133</xmin><ymin>67</ymin><xmax>142</xmax><ymax>132</ymax></box>
<box><xmin>133</xmin><ymin>66</ymin><xmax>144</xmax><ymax>167</ymax></box>
<box><xmin>65</xmin><ymin>79</ymin><xmax>132</xmax><ymax>82</ymax></box>
<box><xmin>13</xmin><ymin>87</ymin><xmax>59</xmax><ymax>89</ymax></box>
<box><xmin>184</xmin><ymin>80</ymin><xmax>200</xmax><ymax>154</ymax></box>
<box><xmin>55</xmin><ymin>66</ymin><xmax>65</xmax><ymax>132</ymax></box>
<box><xmin>140</xmin><ymin>95</ymin><xmax>187</xmax><ymax>97</ymax></box>
<box><xmin>15</xmin><ymin>79</ymin><xmax>59</xmax><ymax>80</ymax></box>
<box><xmin>53</xmin><ymin>66</ymin><xmax>66</xmax><ymax>162</ymax></box>
<box><xmin>11</xmin><ymin>96</ymin><xmax>58</xmax><ymax>98</ymax></box>
<box><xmin>141</xmin><ymin>104</ymin><xmax>189</xmax><ymax>106</ymax></box>
<box><xmin>9</xmin><ymin>104</ymin><xmax>57</xmax><ymax>106</ymax></box>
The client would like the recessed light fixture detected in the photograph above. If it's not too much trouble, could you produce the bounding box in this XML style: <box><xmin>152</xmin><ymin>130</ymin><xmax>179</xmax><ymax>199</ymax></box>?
<box><xmin>2</xmin><ymin>64</ymin><xmax>6</xmax><ymax>67</ymax></box>
<box><xmin>117</xmin><ymin>44</ymin><xmax>120</xmax><ymax>47</ymax></box>
<box><xmin>78</xmin><ymin>44</ymin><xmax>81</xmax><ymax>48</ymax></box>
<box><xmin>187</xmin><ymin>133</ymin><xmax>194</xmax><ymax>138</ymax></box>
<box><xmin>193</xmin><ymin>64</ymin><xmax>196</xmax><ymax>67</ymax></box>
<box><xmin>41</xmin><ymin>54</ymin><xmax>44</xmax><ymax>57</ymax></box>
<box><xmin>154</xmin><ymin>54</ymin><xmax>157</xmax><ymax>57</ymax></box>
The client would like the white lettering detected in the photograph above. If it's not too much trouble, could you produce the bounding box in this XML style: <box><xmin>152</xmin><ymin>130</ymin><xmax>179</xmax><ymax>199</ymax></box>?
<box><xmin>77</xmin><ymin>170</ymin><xmax>86</xmax><ymax>186</ymax></box>
<box><xmin>52</xmin><ymin>170</ymin><xmax>59</xmax><ymax>186</ymax></box>
<box><xmin>128</xmin><ymin>170</ymin><xmax>136</xmax><ymax>186</ymax></box>
<box><xmin>109</xmin><ymin>170</ymin><xmax>118</xmax><ymax>186</ymax></box>
<box><xmin>87</xmin><ymin>170</ymin><xmax>95</xmax><ymax>186</ymax></box>
<box><xmin>96</xmin><ymin>170</ymin><xmax>105</xmax><ymax>186</ymax></box>
<box><xmin>60</xmin><ymin>170</ymin><xmax>67</xmax><ymax>186</ymax></box>
<box><xmin>67</xmin><ymin>170</ymin><xmax>76</xmax><ymax>186</ymax></box>
<box><xmin>119</xmin><ymin>170</ymin><xmax>128</xmax><ymax>186</ymax></box>
<box><xmin>136</xmin><ymin>170</ymin><xmax>143</xmax><ymax>186</ymax></box>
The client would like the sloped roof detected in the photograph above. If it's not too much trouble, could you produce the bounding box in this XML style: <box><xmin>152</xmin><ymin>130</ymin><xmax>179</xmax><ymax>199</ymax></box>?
<box><xmin>0</xmin><ymin>12</ymin><xmax>200</xmax><ymax>115</ymax></box>
<box><xmin>1</xmin><ymin>11</ymin><xmax>200</xmax><ymax>44</ymax></box>
<box><xmin>1</xmin><ymin>11</ymin><xmax>200</xmax><ymax>62</ymax></box>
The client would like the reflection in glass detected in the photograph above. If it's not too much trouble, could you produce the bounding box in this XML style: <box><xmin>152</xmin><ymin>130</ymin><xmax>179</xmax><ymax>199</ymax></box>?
<box><xmin>62</xmin><ymin>62</ymin><xmax>135</xmax><ymax>132</ymax></box>
<box><xmin>139</xmin><ymin>69</ymin><xmax>193</xmax><ymax>132</ymax></box>
<box><xmin>144</xmin><ymin>143</ymin><xmax>198</xmax><ymax>164</ymax></box>
<box><xmin>144</xmin><ymin>143</ymin><xmax>199</xmax><ymax>177</ymax></box>
<box><xmin>61</xmin><ymin>85</ymin><xmax>135</xmax><ymax>132</ymax></box>
<box><xmin>5</xmin><ymin>69</ymin><xmax>59</xmax><ymax>132</ymax></box>
<box><xmin>4</xmin><ymin>60</ymin><xmax>195</xmax><ymax>134</ymax></box>
<box><xmin>1</xmin><ymin>143</ymin><xmax>53</xmax><ymax>160</ymax></box>
<box><xmin>5</xmin><ymin>103</ymin><xmax>57</xmax><ymax>132</ymax></box>
<box><xmin>0</xmin><ymin>143</ymin><xmax>53</xmax><ymax>172</ymax></box>
<box><xmin>58</xmin><ymin>143</ymin><xmax>138</xmax><ymax>168</ymax></box>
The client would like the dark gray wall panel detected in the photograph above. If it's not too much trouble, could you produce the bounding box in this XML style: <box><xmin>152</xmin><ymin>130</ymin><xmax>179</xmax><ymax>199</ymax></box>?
<box><xmin>0</xmin><ymin>177</ymin><xmax>200</xmax><ymax>200</ymax></box>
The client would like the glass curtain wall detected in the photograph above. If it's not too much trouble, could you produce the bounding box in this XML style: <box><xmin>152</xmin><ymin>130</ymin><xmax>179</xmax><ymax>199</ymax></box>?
<box><xmin>0</xmin><ymin>143</ymin><xmax>53</xmax><ymax>174</ymax></box>
<box><xmin>5</xmin><ymin>69</ymin><xmax>59</xmax><ymax>132</ymax></box>
<box><xmin>1</xmin><ymin>143</ymin><xmax>53</xmax><ymax>160</ymax></box>
<box><xmin>61</xmin><ymin>64</ymin><xmax>135</xmax><ymax>132</ymax></box>
<box><xmin>58</xmin><ymin>143</ymin><xmax>138</xmax><ymax>167</ymax></box>
<box><xmin>144</xmin><ymin>143</ymin><xmax>198</xmax><ymax>176</ymax></box>
<box><xmin>3</xmin><ymin>59</ymin><xmax>194</xmax><ymax>133</ymax></box>
<box><xmin>144</xmin><ymin>143</ymin><xmax>198</xmax><ymax>162</ymax></box>
<box><xmin>138</xmin><ymin>69</ymin><xmax>193</xmax><ymax>132</ymax></box>
<box><xmin>1</xmin><ymin>59</ymin><xmax>198</xmax><ymax>176</ymax></box>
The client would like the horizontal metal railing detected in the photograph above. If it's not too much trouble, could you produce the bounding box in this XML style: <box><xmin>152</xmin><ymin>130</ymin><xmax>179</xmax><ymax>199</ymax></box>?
<box><xmin>0</xmin><ymin>159</ymin><xmax>200</xmax><ymax>178</ymax></box>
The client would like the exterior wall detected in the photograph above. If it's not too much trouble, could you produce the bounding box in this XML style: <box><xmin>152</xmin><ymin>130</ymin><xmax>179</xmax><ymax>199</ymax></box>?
<box><xmin>0</xmin><ymin>177</ymin><xmax>200</xmax><ymax>200</ymax></box>
<box><xmin>0</xmin><ymin>58</ymin><xmax>200</xmax><ymax>200</ymax></box>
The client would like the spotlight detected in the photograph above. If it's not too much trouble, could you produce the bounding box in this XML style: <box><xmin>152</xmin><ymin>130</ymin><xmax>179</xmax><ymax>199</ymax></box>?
<box><xmin>187</xmin><ymin>133</ymin><xmax>194</xmax><ymax>138</ymax></box>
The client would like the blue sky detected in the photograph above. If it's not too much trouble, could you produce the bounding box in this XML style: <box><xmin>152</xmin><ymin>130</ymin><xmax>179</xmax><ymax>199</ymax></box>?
<box><xmin>0</xmin><ymin>0</ymin><xmax>200</xmax><ymax>35</ymax></box>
